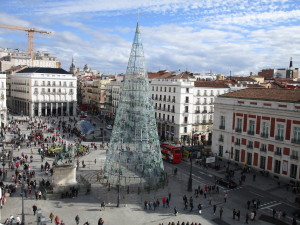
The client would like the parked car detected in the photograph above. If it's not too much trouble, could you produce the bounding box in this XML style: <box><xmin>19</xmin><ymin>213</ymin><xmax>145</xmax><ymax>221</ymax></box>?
<box><xmin>106</xmin><ymin>125</ymin><xmax>113</xmax><ymax>130</ymax></box>
<box><xmin>216</xmin><ymin>178</ymin><xmax>237</xmax><ymax>189</ymax></box>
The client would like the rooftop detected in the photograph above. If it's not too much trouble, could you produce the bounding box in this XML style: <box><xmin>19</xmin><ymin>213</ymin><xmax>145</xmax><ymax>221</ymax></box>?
<box><xmin>17</xmin><ymin>67</ymin><xmax>70</xmax><ymax>74</ymax></box>
<box><xmin>194</xmin><ymin>81</ymin><xmax>229</xmax><ymax>88</ymax></box>
<box><xmin>220</xmin><ymin>88</ymin><xmax>300</xmax><ymax>103</ymax></box>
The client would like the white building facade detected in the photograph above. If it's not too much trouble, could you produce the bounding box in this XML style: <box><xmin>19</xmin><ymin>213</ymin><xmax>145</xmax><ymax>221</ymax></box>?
<box><xmin>212</xmin><ymin>88</ymin><xmax>300</xmax><ymax>182</ymax></box>
<box><xmin>0</xmin><ymin>73</ymin><xmax>7</xmax><ymax>127</ymax></box>
<box><xmin>10</xmin><ymin>67</ymin><xmax>77</xmax><ymax>117</ymax></box>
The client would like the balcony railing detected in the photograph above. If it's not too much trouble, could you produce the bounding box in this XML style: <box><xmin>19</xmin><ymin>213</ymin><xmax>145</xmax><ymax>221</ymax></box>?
<box><xmin>247</xmin><ymin>144</ymin><xmax>253</xmax><ymax>149</ymax></box>
<box><xmin>260</xmin><ymin>147</ymin><xmax>267</xmax><ymax>152</ymax></box>
<box><xmin>275</xmin><ymin>152</ymin><xmax>282</xmax><ymax>156</ymax></box>
<box><xmin>234</xmin><ymin>142</ymin><xmax>240</xmax><ymax>146</ymax></box>
<box><xmin>235</xmin><ymin>128</ymin><xmax>242</xmax><ymax>133</ymax></box>
<box><xmin>261</xmin><ymin>133</ymin><xmax>269</xmax><ymax>138</ymax></box>
<box><xmin>202</xmin><ymin>110</ymin><xmax>207</xmax><ymax>113</ymax></box>
<box><xmin>195</xmin><ymin>110</ymin><xmax>200</xmax><ymax>114</ymax></box>
<box><xmin>247</xmin><ymin>130</ymin><xmax>255</xmax><ymax>135</ymax></box>
<box><xmin>291</xmin><ymin>155</ymin><xmax>299</xmax><ymax>160</ymax></box>
<box><xmin>33</xmin><ymin>91</ymin><xmax>38</xmax><ymax>95</ymax></box>
<box><xmin>291</xmin><ymin>138</ymin><xmax>300</xmax><ymax>144</ymax></box>
<box><xmin>218</xmin><ymin>137</ymin><xmax>224</xmax><ymax>142</ymax></box>
<box><xmin>219</xmin><ymin>125</ymin><xmax>225</xmax><ymax>130</ymax></box>
<box><xmin>275</xmin><ymin>135</ymin><xmax>284</xmax><ymax>141</ymax></box>
<box><xmin>195</xmin><ymin>102</ymin><xmax>201</xmax><ymax>105</ymax></box>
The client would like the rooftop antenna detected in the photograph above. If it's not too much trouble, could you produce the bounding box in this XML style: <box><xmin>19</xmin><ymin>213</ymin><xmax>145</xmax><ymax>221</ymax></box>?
<box><xmin>229</xmin><ymin>65</ymin><xmax>232</xmax><ymax>80</ymax></box>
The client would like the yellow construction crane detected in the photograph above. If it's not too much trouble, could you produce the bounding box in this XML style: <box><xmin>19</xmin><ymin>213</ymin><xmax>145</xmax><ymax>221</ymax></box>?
<box><xmin>0</xmin><ymin>24</ymin><xmax>51</xmax><ymax>65</ymax></box>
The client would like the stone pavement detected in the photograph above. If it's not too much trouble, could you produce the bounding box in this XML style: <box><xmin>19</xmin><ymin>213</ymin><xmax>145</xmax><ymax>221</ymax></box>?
<box><xmin>0</xmin><ymin>115</ymin><xmax>298</xmax><ymax>225</ymax></box>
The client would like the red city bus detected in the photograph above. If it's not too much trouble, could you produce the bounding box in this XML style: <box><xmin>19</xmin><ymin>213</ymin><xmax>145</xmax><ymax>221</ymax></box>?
<box><xmin>161</xmin><ymin>144</ymin><xmax>182</xmax><ymax>164</ymax></box>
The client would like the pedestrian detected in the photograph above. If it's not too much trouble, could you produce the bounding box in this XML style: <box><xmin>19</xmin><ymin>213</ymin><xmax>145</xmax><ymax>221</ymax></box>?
<box><xmin>94</xmin><ymin>159</ymin><xmax>96</xmax><ymax>164</ymax></box>
<box><xmin>174</xmin><ymin>206</ymin><xmax>178</xmax><ymax>216</ymax></box>
<box><xmin>250</xmin><ymin>211</ymin><xmax>255</xmax><ymax>221</ymax></box>
<box><xmin>247</xmin><ymin>200</ymin><xmax>250</xmax><ymax>209</ymax></box>
<box><xmin>15</xmin><ymin>216</ymin><xmax>21</xmax><ymax>225</ymax></box>
<box><xmin>54</xmin><ymin>216</ymin><xmax>60</xmax><ymax>225</ymax></box>
<box><xmin>98</xmin><ymin>218</ymin><xmax>104</xmax><ymax>225</ymax></box>
<box><xmin>32</xmin><ymin>204</ymin><xmax>37</xmax><ymax>215</ymax></box>
<box><xmin>219</xmin><ymin>207</ymin><xmax>223</xmax><ymax>219</ymax></box>
<box><xmin>292</xmin><ymin>217</ymin><xmax>297</xmax><ymax>225</ymax></box>
<box><xmin>60</xmin><ymin>220</ymin><xmax>65</xmax><ymax>225</ymax></box>
<box><xmin>224</xmin><ymin>193</ymin><xmax>228</xmax><ymax>203</ymax></box>
<box><xmin>237</xmin><ymin>210</ymin><xmax>240</xmax><ymax>221</ymax></box>
<box><xmin>273</xmin><ymin>209</ymin><xmax>276</xmax><ymax>218</ymax></box>
<box><xmin>233</xmin><ymin>209</ymin><xmax>236</xmax><ymax>219</ymax></box>
<box><xmin>198</xmin><ymin>203</ymin><xmax>202</xmax><ymax>215</ymax></box>
<box><xmin>246</xmin><ymin>212</ymin><xmax>249</xmax><ymax>224</ymax></box>
<box><xmin>253</xmin><ymin>174</ymin><xmax>256</xmax><ymax>182</ymax></box>
<box><xmin>75</xmin><ymin>215</ymin><xmax>80</xmax><ymax>225</ymax></box>
<box><xmin>49</xmin><ymin>212</ymin><xmax>54</xmax><ymax>223</ymax></box>
<box><xmin>213</xmin><ymin>205</ymin><xmax>217</xmax><ymax>215</ymax></box>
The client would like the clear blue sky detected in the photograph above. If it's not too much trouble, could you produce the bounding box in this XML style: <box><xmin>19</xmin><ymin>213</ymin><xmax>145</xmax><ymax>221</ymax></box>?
<box><xmin>0</xmin><ymin>0</ymin><xmax>299</xmax><ymax>75</ymax></box>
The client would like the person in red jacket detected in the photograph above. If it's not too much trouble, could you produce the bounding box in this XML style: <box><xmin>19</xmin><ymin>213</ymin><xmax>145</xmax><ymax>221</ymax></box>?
<box><xmin>54</xmin><ymin>216</ymin><xmax>60</xmax><ymax>225</ymax></box>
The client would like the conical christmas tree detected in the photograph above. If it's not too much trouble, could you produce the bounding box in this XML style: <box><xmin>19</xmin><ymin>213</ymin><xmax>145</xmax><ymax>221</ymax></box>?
<box><xmin>103</xmin><ymin>23</ymin><xmax>165</xmax><ymax>188</ymax></box>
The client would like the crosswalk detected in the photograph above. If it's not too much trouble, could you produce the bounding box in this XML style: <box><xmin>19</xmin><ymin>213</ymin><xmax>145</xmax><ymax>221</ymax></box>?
<box><xmin>259</xmin><ymin>201</ymin><xmax>281</xmax><ymax>209</ymax></box>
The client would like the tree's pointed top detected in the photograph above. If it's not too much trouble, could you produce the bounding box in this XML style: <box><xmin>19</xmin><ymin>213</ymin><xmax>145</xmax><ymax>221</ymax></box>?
<box><xmin>126</xmin><ymin>22</ymin><xmax>146</xmax><ymax>78</ymax></box>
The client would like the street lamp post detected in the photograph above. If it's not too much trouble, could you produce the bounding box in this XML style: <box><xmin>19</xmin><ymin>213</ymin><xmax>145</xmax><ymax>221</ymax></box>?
<box><xmin>187</xmin><ymin>130</ymin><xmax>194</xmax><ymax>192</ymax></box>
<box><xmin>21</xmin><ymin>182</ymin><xmax>25</xmax><ymax>225</ymax></box>
<box><xmin>1</xmin><ymin>156</ymin><xmax>5</xmax><ymax>181</ymax></box>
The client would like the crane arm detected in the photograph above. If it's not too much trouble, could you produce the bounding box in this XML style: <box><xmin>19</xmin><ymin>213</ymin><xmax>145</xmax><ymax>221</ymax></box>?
<box><xmin>0</xmin><ymin>24</ymin><xmax>51</xmax><ymax>34</ymax></box>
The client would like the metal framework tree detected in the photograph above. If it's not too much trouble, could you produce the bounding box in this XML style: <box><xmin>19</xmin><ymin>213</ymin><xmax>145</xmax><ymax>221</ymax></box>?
<box><xmin>104</xmin><ymin>23</ymin><xmax>165</xmax><ymax>188</ymax></box>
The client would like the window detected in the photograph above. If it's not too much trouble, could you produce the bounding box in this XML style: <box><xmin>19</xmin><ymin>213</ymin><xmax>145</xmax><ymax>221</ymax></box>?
<box><xmin>291</xmin><ymin>150</ymin><xmax>298</xmax><ymax>160</ymax></box>
<box><xmin>260</xmin><ymin>143</ymin><xmax>267</xmax><ymax>152</ymax></box>
<box><xmin>63</xmin><ymin>82</ymin><xmax>66</xmax><ymax>87</ymax></box>
<box><xmin>219</xmin><ymin>134</ymin><xmax>224</xmax><ymax>142</ymax></box>
<box><xmin>163</xmin><ymin>114</ymin><xmax>165</xmax><ymax>120</ymax></box>
<box><xmin>261</xmin><ymin>121</ymin><xmax>269</xmax><ymax>138</ymax></box>
<box><xmin>172</xmin><ymin>116</ymin><xmax>174</xmax><ymax>123</ymax></box>
<box><xmin>236</xmin><ymin>118</ymin><xmax>242</xmax><ymax>132</ymax></box>
<box><xmin>186</xmin><ymin>88</ymin><xmax>189</xmax><ymax>93</ymax></box>
<box><xmin>185</xmin><ymin>106</ymin><xmax>189</xmax><ymax>113</ymax></box>
<box><xmin>276</xmin><ymin>124</ymin><xmax>284</xmax><ymax>141</ymax></box>
<box><xmin>184</xmin><ymin>117</ymin><xmax>188</xmax><ymax>123</ymax></box>
<box><xmin>172</xmin><ymin>97</ymin><xmax>175</xmax><ymax>103</ymax></box>
<box><xmin>247</xmin><ymin>152</ymin><xmax>252</xmax><ymax>165</ymax></box>
<box><xmin>160</xmin><ymin>87</ymin><xmax>162</xmax><ymax>91</ymax></box>
<box><xmin>292</xmin><ymin>127</ymin><xmax>300</xmax><ymax>144</ymax></box>
<box><xmin>34</xmin><ymin>81</ymin><xmax>38</xmax><ymax>86</ymax></box>
<box><xmin>235</xmin><ymin>138</ymin><xmax>240</xmax><ymax>146</ymax></box>
<box><xmin>275</xmin><ymin>147</ymin><xmax>282</xmax><ymax>156</ymax></box>
<box><xmin>164</xmin><ymin>87</ymin><xmax>167</xmax><ymax>92</ymax></box>
<box><xmin>53</xmin><ymin>89</ymin><xmax>56</xmax><ymax>93</ymax></box>
<box><xmin>274</xmin><ymin>160</ymin><xmax>281</xmax><ymax>174</ymax></box>
<box><xmin>167</xmin><ymin>105</ymin><xmax>170</xmax><ymax>111</ymax></box>
<box><xmin>172</xmin><ymin>106</ymin><xmax>175</xmax><ymax>113</ymax></box>
<box><xmin>204</xmin><ymin>90</ymin><xmax>207</xmax><ymax>96</ymax></box>
<box><xmin>152</xmin><ymin>86</ymin><xmax>154</xmax><ymax>91</ymax></box>
<box><xmin>184</xmin><ymin>127</ymin><xmax>187</xmax><ymax>133</ymax></box>
<box><xmin>41</xmin><ymin>88</ymin><xmax>45</xmax><ymax>94</ymax></box>
<box><xmin>235</xmin><ymin>150</ymin><xmax>240</xmax><ymax>161</ymax></box>
<box><xmin>248</xmin><ymin>120</ymin><xmax>255</xmax><ymax>135</ymax></box>
<box><xmin>290</xmin><ymin>164</ymin><xmax>297</xmax><ymax>179</ymax></box>
<box><xmin>260</xmin><ymin>156</ymin><xmax>266</xmax><ymax>169</ymax></box>
<box><xmin>70</xmin><ymin>82</ymin><xmax>73</xmax><ymax>87</ymax></box>
<box><xmin>173</xmin><ymin>87</ymin><xmax>176</xmax><ymax>92</ymax></box>
<box><xmin>48</xmin><ymin>88</ymin><xmax>50</xmax><ymax>93</ymax></box>
<box><xmin>247</xmin><ymin>141</ymin><xmax>253</xmax><ymax>149</ymax></box>
<box><xmin>52</xmin><ymin>81</ymin><xmax>56</xmax><ymax>86</ymax></box>
<box><xmin>169</xmin><ymin>87</ymin><xmax>171</xmax><ymax>92</ymax></box>
<box><xmin>220</xmin><ymin>116</ymin><xmax>225</xmax><ymax>129</ymax></box>
<box><xmin>185</xmin><ymin>97</ymin><xmax>189</xmax><ymax>103</ymax></box>
<box><xmin>47</xmin><ymin>81</ymin><xmax>50</xmax><ymax>86</ymax></box>
<box><xmin>156</xmin><ymin>86</ymin><xmax>158</xmax><ymax>91</ymax></box>
<box><xmin>42</xmin><ymin>81</ymin><xmax>45</xmax><ymax>86</ymax></box>
<box><xmin>218</xmin><ymin>145</ymin><xmax>223</xmax><ymax>157</ymax></box>
<box><xmin>34</xmin><ymin>88</ymin><xmax>38</xmax><ymax>94</ymax></box>
<box><xmin>210</xmin><ymin>90</ymin><xmax>214</xmax><ymax>96</ymax></box>
<box><xmin>58</xmin><ymin>88</ymin><xmax>61</xmax><ymax>93</ymax></box>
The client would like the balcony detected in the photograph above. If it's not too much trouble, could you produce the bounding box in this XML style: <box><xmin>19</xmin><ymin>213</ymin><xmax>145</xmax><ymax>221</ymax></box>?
<box><xmin>171</xmin><ymin>109</ymin><xmax>175</xmax><ymax>113</ymax></box>
<box><xmin>33</xmin><ymin>91</ymin><xmax>38</xmax><ymax>95</ymax></box>
<box><xmin>202</xmin><ymin>110</ymin><xmax>207</xmax><ymax>113</ymax></box>
<box><xmin>291</xmin><ymin>155</ymin><xmax>299</xmax><ymax>160</ymax></box>
<box><xmin>291</xmin><ymin>138</ymin><xmax>300</xmax><ymax>144</ymax></box>
<box><xmin>219</xmin><ymin>125</ymin><xmax>225</xmax><ymax>130</ymax></box>
<box><xmin>275</xmin><ymin>152</ymin><xmax>282</xmax><ymax>156</ymax></box>
<box><xmin>234</xmin><ymin>142</ymin><xmax>240</xmax><ymax>146</ymax></box>
<box><xmin>195</xmin><ymin>102</ymin><xmax>201</xmax><ymax>105</ymax></box>
<box><xmin>247</xmin><ymin>130</ymin><xmax>255</xmax><ymax>135</ymax></box>
<box><xmin>247</xmin><ymin>144</ymin><xmax>253</xmax><ymax>149</ymax></box>
<box><xmin>172</xmin><ymin>100</ymin><xmax>175</xmax><ymax>103</ymax></box>
<box><xmin>218</xmin><ymin>137</ymin><xmax>224</xmax><ymax>142</ymax></box>
<box><xmin>235</xmin><ymin>128</ymin><xmax>242</xmax><ymax>133</ymax></box>
<box><xmin>260</xmin><ymin>147</ymin><xmax>267</xmax><ymax>152</ymax></box>
<box><xmin>201</xmin><ymin>120</ymin><xmax>208</xmax><ymax>124</ymax></box>
<box><xmin>195</xmin><ymin>110</ymin><xmax>200</xmax><ymax>114</ymax></box>
<box><xmin>261</xmin><ymin>133</ymin><xmax>269</xmax><ymax>138</ymax></box>
<box><xmin>209</xmin><ymin>120</ymin><xmax>213</xmax><ymax>123</ymax></box>
<box><xmin>275</xmin><ymin>135</ymin><xmax>284</xmax><ymax>141</ymax></box>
